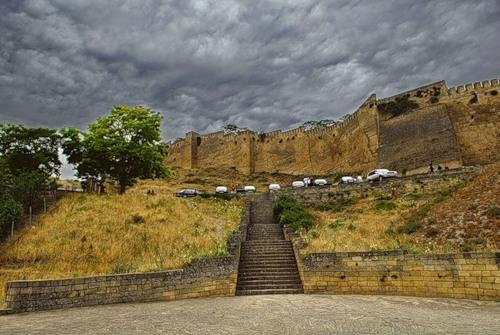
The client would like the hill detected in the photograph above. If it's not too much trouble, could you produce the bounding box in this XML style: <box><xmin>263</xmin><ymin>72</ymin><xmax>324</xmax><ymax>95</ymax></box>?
<box><xmin>301</xmin><ymin>166</ymin><xmax>499</xmax><ymax>254</ymax></box>
<box><xmin>0</xmin><ymin>180</ymin><xmax>243</xmax><ymax>304</ymax></box>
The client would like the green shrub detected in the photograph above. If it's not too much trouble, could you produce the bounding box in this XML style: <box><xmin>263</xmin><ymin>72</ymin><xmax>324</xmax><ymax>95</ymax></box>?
<box><xmin>469</xmin><ymin>93</ymin><xmax>478</xmax><ymax>104</ymax></box>
<box><xmin>467</xmin><ymin>203</ymin><xmax>478</xmax><ymax>210</ymax></box>
<box><xmin>429</xmin><ymin>96</ymin><xmax>439</xmax><ymax>104</ymax></box>
<box><xmin>425</xmin><ymin>226</ymin><xmax>440</xmax><ymax>237</ymax></box>
<box><xmin>316</xmin><ymin>204</ymin><xmax>334</xmax><ymax>211</ymax></box>
<box><xmin>0</xmin><ymin>193</ymin><xmax>22</xmax><ymax>232</ymax></box>
<box><xmin>490</xmin><ymin>90</ymin><xmax>498</xmax><ymax>96</ymax></box>
<box><xmin>275</xmin><ymin>196</ymin><xmax>314</xmax><ymax>230</ymax></box>
<box><xmin>279</xmin><ymin>208</ymin><xmax>314</xmax><ymax>230</ymax></box>
<box><xmin>328</xmin><ymin>219</ymin><xmax>344</xmax><ymax>229</ymax></box>
<box><xmin>213</xmin><ymin>193</ymin><xmax>232</xmax><ymax>201</ymax></box>
<box><xmin>488</xmin><ymin>206</ymin><xmax>500</xmax><ymax>218</ymax></box>
<box><xmin>461</xmin><ymin>238</ymin><xmax>482</xmax><ymax>252</ymax></box>
<box><xmin>373</xmin><ymin>200</ymin><xmax>396</xmax><ymax>211</ymax></box>
<box><xmin>199</xmin><ymin>192</ymin><xmax>211</xmax><ymax>199</ymax></box>
<box><xmin>377</xmin><ymin>95</ymin><xmax>419</xmax><ymax>117</ymax></box>
<box><xmin>397</xmin><ymin>217</ymin><xmax>421</xmax><ymax>234</ymax></box>
<box><xmin>127</xmin><ymin>213</ymin><xmax>146</xmax><ymax>224</ymax></box>
<box><xmin>347</xmin><ymin>223</ymin><xmax>356</xmax><ymax>231</ymax></box>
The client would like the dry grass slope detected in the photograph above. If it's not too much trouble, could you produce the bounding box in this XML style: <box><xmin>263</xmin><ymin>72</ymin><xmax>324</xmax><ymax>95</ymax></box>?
<box><xmin>0</xmin><ymin>180</ymin><xmax>243</xmax><ymax>304</ymax></box>
<box><xmin>302</xmin><ymin>166</ymin><xmax>499</xmax><ymax>254</ymax></box>
<box><xmin>422</xmin><ymin>163</ymin><xmax>500</xmax><ymax>250</ymax></box>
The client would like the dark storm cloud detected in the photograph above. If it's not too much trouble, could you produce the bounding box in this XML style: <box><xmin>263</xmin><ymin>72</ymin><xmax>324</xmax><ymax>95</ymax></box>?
<box><xmin>1</xmin><ymin>0</ymin><xmax>500</xmax><ymax>140</ymax></box>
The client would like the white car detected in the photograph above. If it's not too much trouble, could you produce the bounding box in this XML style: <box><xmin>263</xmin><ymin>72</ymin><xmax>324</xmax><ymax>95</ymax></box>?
<box><xmin>244</xmin><ymin>185</ymin><xmax>256</xmax><ymax>193</ymax></box>
<box><xmin>268</xmin><ymin>183</ymin><xmax>281</xmax><ymax>191</ymax></box>
<box><xmin>314</xmin><ymin>179</ymin><xmax>328</xmax><ymax>186</ymax></box>
<box><xmin>367</xmin><ymin>169</ymin><xmax>398</xmax><ymax>181</ymax></box>
<box><xmin>340</xmin><ymin>176</ymin><xmax>355</xmax><ymax>184</ymax></box>
<box><xmin>292</xmin><ymin>181</ymin><xmax>305</xmax><ymax>188</ymax></box>
<box><xmin>356</xmin><ymin>176</ymin><xmax>363</xmax><ymax>183</ymax></box>
<box><xmin>215</xmin><ymin>186</ymin><xmax>228</xmax><ymax>193</ymax></box>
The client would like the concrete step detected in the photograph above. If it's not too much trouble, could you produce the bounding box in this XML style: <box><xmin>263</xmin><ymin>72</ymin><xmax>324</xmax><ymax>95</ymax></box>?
<box><xmin>238</xmin><ymin>275</ymin><xmax>301</xmax><ymax>281</ymax></box>
<box><xmin>237</xmin><ymin>283</ymin><xmax>303</xmax><ymax>290</ymax></box>
<box><xmin>240</xmin><ymin>257</ymin><xmax>297</xmax><ymax>262</ymax></box>
<box><xmin>240</xmin><ymin>261</ymin><xmax>298</xmax><ymax>266</ymax></box>
<box><xmin>237</xmin><ymin>279</ymin><xmax>302</xmax><ymax>285</ymax></box>
<box><xmin>236</xmin><ymin>288</ymin><xmax>304</xmax><ymax>296</ymax></box>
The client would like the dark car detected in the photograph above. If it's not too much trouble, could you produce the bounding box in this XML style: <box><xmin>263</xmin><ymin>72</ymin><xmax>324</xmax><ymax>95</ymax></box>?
<box><xmin>174</xmin><ymin>189</ymin><xmax>198</xmax><ymax>197</ymax></box>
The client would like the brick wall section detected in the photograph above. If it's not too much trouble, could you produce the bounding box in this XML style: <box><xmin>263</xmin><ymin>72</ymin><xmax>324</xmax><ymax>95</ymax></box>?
<box><xmin>1</xmin><ymin>204</ymin><xmax>251</xmax><ymax>314</ymax></box>
<box><xmin>301</xmin><ymin>251</ymin><xmax>500</xmax><ymax>301</ymax></box>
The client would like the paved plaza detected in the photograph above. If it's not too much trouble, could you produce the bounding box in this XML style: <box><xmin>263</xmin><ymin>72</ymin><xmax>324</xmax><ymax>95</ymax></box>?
<box><xmin>1</xmin><ymin>294</ymin><xmax>499</xmax><ymax>335</ymax></box>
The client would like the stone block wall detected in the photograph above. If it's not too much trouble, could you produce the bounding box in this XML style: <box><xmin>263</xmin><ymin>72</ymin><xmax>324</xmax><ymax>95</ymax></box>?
<box><xmin>378</xmin><ymin>104</ymin><xmax>462</xmax><ymax>172</ymax></box>
<box><xmin>301</xmin><ymin>251</ymin><xmax>499</xmax><ymax>301</ymax></box>
<box><xmin>1</xmin><ymin>203</ymin><xmax>251</xmax><ymax>314</ymax></box>
<box><xmin>274</xmin><ymin>167</ymin><xmax>477</xmax><ymax>206</ymax></box>
<box><xmin>2</xmin><ymin>257</ymin><xmax>237</xmax><ymax>314</ymax></box>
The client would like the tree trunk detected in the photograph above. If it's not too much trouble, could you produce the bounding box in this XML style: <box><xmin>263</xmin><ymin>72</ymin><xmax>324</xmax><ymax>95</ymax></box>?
<box><xmin>119</xmin><ymin>182</ymin><xmax>126</xmax><ymax>194</ymax></box>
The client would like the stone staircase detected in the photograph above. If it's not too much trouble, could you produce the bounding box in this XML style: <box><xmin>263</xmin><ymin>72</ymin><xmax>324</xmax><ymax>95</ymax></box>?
<box><xmin>236</xmin><ymin>195</ymin><xmax>303</xmax><ymax>295</ymax></box>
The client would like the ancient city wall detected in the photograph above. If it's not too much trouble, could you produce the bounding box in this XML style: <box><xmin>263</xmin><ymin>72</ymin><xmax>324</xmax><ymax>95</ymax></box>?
<box><xmin>165</xmin><ymin>78</ymin><xmax>500</xmax><ymax>176</ymax></box>
<box><xmin>301</xmin><ymin>251</ymin><xmax>499</xmax><ymax>301</ymax></box>
<box><xmin>377</xmin><ymin>104</ymin><xmax>462</xmax><ymax>173</ymax></box>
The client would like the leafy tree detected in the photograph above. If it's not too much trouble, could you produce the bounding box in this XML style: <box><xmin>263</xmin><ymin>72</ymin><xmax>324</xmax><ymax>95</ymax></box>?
<box><xmin>61</xmin><ymin>105</ymin><xmax>169</xmax><ymax>193</ymax></box>
<box><xmin>0</xmin><ymin>125</ymin><xmax>61</xmax><ymax>206</ymax></box>
<box><xmin>0</xmin><ymin>192</ymin><xmax>22</xmax><ymax>234</ymax></box>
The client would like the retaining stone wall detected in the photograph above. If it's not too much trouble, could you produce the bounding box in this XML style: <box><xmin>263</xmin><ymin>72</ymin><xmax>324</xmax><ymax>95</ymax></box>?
<box><xmin>1</xmin><ymin>203</ymin><xmax>251</xmax><ymax>314</ymax></box>
<box><xmin>301</xmin><ymin>251</ymin><xmax>499</xmax><ymax>301</ymax></box>
<box><xmin>274</xmin><ymin>167</ymin><xmax>477</xmax><ymax>205</ymax></box>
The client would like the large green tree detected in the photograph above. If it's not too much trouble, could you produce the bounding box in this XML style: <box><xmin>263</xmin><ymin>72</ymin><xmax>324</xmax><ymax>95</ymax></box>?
<box><xmin>61</xmin><ymin>105</ymin><xmax>169</xmax><ymax>193</ymax></box>
<box><xmin>0</xmin><ymin>125</ymin><xmax>61</xmax><ymax>206</ymax></box>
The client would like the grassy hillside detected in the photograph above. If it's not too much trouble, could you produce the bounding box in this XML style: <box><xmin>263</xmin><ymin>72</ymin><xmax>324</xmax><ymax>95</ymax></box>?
<box><xmin>0</xmin><ymin>180</ymin><xmax>243</xmax><ymax>304</ymax></box>
<box><xmin>302</xmin><ymin>165</ymin><xmax>499</xmax><ymax>254</ymax></box>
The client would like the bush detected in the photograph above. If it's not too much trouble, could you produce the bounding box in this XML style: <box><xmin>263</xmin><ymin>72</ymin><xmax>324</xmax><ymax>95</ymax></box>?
<box><xmin>279</xmin><ymin>208</ymin><xmax>314</xmax><ymax>230</ymax></box>
<box><xmin>397</xmin><ymin>217</ymin><xmax>421</xmax><ymax>234</ymax></box>
<box><xmin>469</xmin><ymin>93</ymin><xmax>478</xmax><ymax>104</ymax></box>
<box><xmin>373</xmin><ymin>200</ymin><xmax>396</xmax><ymax>211</ymax></box>
<box><xmin>429</xmin><ymin>96</ymin><xmax>439</xmax><ymax>104</ymax></box>
<box><xmin>127</xmin><ymin>213</ymin><xmax>146</xmax><ymax>224</ymax></box>
<box><xmin>275</xmin><ymin>196</ymin><xmax>314</xmax><ymax>230</ymax></box>
<box><xmin>425</xmin><ymin>226</ymin><xmax>440</xmax><ymax>237</ymax></box>
<box><xmin>489</xmin><ymin>206</ymin><xmax>500</xmax><ymax>218</ymax></box>
<box><xmin>490</xmin><ymin>90</ymin><xmax>498</xmax><ymax>96</ymax></box>
<box><xmin>0</xmin><ymin>193</ymin><xmax>23</xmax><ymax>233</ymax></box>
<box><xmin>377</xmin><ymin>95</ymin><xmax>419</xmax><ymax>117</ymax></box>
<box><xmin>328</xmin><ymin>219</ymin><xmax>344</xmax><ymax>229</ymax></box>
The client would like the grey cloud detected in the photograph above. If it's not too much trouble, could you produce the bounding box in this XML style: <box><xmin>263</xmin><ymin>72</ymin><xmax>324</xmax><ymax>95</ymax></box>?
<box><xmin>1</xmin><ymin>0</ymin><xmax>500</xmax><ymax>141</ymax></box>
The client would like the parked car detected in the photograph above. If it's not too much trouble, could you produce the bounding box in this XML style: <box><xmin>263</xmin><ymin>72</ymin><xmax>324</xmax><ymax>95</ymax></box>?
<box><xmin>314</xmin><ymin>179</ymin><xmax>328</xmax><ymax>186</ymax></box>
<box><xmin>174</xmin><ymin>189</ymin><xmax>198</xmax><ymax>197</ymax></box>
<box><xmin>292</xmin><ymin>181</ymin><xmax>305</xmax><ymax>188</ymax></box>
<box><xmin>215</xmin><ymin>186</ymin><xmax>228</xmax><ymax>193</ymax></box>
<box><xmin>244</xmin><ymin>185</ymin><xmax>256</xmax><ymax>193</ymax></box>
<box><xmin>366</xmin><ymin>169</ymin><xmax>398</xmax><ymax>182</ymax></box>
<box><xmin>268</xmin><ymin>183</ymin><xmax>281</xmax><ymax>191</ymax></box>
<box><xmin>340</xmin><ymin>176</ymin><xmax>355</xmax><ymax>184</ymax></box>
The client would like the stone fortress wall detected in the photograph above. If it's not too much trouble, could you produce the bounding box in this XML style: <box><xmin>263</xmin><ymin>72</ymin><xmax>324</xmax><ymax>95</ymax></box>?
<box><xmin>165</xmin><ymin>77</ymin><xmax>500</xmax><ymax>176</ymax></box>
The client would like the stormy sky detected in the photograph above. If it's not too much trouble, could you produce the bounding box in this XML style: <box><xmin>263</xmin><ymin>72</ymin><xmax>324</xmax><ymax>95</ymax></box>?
<box><xmin>1</xmin><ymin>0</ymin><xmax>500</xmax><ymax>142</ymax></box>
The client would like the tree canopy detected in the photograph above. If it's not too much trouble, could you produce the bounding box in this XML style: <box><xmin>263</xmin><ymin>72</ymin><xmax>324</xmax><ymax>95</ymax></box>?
<box><xmin>61</xmin><ymin>105</ymin><xmax>169</xmax><ymax>193</ymax></box>
<box><xmin>0</xmin><ymin>125</ymin><xmax>61</xmax><ymax>206</ymax></box>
